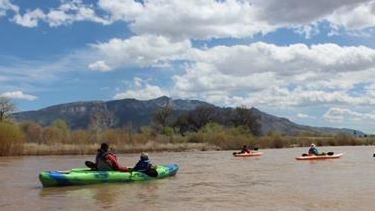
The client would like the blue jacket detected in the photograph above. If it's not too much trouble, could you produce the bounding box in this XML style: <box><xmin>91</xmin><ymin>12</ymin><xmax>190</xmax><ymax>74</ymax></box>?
<box><xmin>309</xmin><ymin>147</ymin><xmax>319</xmax><ymax>155</ymax></box>
<box><xmin>133</xmin><ymin>159</ymin><xmax>151</xmax><ymax>172</ymax></box>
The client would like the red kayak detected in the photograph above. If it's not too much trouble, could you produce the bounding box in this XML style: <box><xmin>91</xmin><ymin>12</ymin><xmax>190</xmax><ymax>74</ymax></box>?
<box><xmin>295</xmin><ymin>153</ymin><xmax>343</xmax><ymax>160</ymax></box>
<box><xmin>233</xmin><ymin>152</ymin><xmax>263</xmax><ymax>157</ymax></box>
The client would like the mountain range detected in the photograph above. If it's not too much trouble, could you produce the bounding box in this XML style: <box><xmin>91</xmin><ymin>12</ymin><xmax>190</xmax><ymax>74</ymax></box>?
<box><xmin>13</xmin><ymin>96</ymin><xmax>363</xmax><ymax>136</ymax></box>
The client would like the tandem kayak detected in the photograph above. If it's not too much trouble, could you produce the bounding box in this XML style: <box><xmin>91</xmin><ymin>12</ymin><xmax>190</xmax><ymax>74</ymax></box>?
<box><xmin>233</xmin><ymin>152</ymin><xmax>263</xmax><ymax>157</ymax></box>
<box><xmin>295</xmin><ymin>153</ymin><xmax>343</xmax><ymax>160</ymax></box>
<box><xmin>39</xmin><ymin>164</ymin><xmax>179</xmax><ymax>187</ymax></box>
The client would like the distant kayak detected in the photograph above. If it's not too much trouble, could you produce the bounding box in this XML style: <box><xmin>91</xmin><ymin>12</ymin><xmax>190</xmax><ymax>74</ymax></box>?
<box><xmin>295</xmin><ymin>153</ymin><xmax>343</xmax><ymax>160</ymax></box>
<box><xmin>39</xmin><ymin>164</ymin><xmax>179</xmax><ymax>187</ymax></box>
<box><xmin>233</xmin><ymin>152</ymin><xmax>263</xmax><ymax>157</ymax></box>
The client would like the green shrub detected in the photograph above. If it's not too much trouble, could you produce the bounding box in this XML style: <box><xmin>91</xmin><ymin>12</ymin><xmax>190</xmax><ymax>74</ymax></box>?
<box><xmin>0</xmin><ymin>122</ymin><xmax>25</xmax><ymax>156</ymax></box>
<box><xmin>163</xmin><ymin>127</ymin><xmax>175</xmax><ymax>136</ymax></box>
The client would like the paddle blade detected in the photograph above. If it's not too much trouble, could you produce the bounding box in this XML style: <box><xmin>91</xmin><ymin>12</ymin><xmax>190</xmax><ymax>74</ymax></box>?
<box><xmin>85</xmin><ymin>161</ymin><xmax>97</xmax><ymax>170</ymax></box>
<box><xmin>253</xmin><ymin>148</ymin><xmax>259</xmax><ymax>151</ymax></box>
<box><xmin>327</xmin><ymin>152</ymin><xmax>334</xmax><ymax>156</ymax></box>
<box><xmin>302</xmin><ymin>153</ymin><xmax>308</xmax><ymax>157</ymax></box>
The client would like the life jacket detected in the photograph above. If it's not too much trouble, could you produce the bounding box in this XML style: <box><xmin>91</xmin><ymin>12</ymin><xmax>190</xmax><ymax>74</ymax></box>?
<box><xmin>96</xmin><ymin>150</ymin><xmax>115</xmax><ymax>171</ymax></box>
<box><xmin>134</xmin><ymin>159</ymin><xmax>151</xmax><ymax>172</ymax></box>
<box><xmin>308</xmin><ymin>147</ymin><xmax>319</xmax><ymax>155</ymax></box>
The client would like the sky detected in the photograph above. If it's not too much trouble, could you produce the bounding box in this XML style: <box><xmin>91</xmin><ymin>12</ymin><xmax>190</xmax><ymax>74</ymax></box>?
<box><xmin>1</xmin><ymin>0</ymin><xmax>375</xmax><ymax>133</ymax></box>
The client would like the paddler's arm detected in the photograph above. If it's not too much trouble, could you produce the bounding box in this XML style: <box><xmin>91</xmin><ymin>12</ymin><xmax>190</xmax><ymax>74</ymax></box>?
<box><xmin>106</xmin><ymin>154</ymin><xmax>129</xmax><ymax>172</ymax></box>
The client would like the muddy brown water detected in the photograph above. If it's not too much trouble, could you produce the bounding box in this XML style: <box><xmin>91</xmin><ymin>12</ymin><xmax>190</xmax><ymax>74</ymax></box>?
<box><xmin>1</xmin><ymin>146</ymin><xmax>375</xmax><ymax>211</ymax></box>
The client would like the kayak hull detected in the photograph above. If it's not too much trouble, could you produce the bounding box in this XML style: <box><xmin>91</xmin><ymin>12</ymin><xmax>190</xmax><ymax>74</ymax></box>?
<box><xmin>233</xmin><ymin>152</ymin><xmax>263</xmax><ymax>157</ymax></box>
<box><xmin>39</xmin><ymin>164</ymin><xmax>179</xmax><ymax>187</ymax></box>
<box><xmin>295</xmin><ymin>153</ymin><xmax>343</xmax><ymax>160</ymax></box>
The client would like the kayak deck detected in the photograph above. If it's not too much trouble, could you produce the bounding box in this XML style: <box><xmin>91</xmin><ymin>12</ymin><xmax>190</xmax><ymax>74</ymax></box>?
<box><xmin>295</xmin><ymin>153</ymin><xmax>343</xmax><ymax>160</ymax></box>
<box><xmin>233</xmin><ymin>152</ymin><xmax>263</xmax><ymax>157</ymax></box>
<box><xmin>39</xmin><ymin>164</ymin><xmax>179</xmax><ymax>187</ymax></box>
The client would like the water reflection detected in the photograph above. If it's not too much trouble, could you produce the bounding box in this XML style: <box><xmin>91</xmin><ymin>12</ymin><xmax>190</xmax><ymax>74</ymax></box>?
<box><xmin>38</xmin><ymin>180</ymin><xmax>162</xmax><ymax>210</ymax></box>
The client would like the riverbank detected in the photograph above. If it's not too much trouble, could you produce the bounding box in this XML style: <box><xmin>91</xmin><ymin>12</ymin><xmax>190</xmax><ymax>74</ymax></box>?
<box><xmin>14</xmin><ymin>135</ymin><xmax>375</xmax><ymax>156</ymax></box>
<box><xmin>20</xmin><ymin>142</ymin><xmax>219</xmax><ymax>156</ymax></box>
<box><xmin>1</xmin><ymin>121</ymin><xmax>375</xmax><ymax>156</ymax></box>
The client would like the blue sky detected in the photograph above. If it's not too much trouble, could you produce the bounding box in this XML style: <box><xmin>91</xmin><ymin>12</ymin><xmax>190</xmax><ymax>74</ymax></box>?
<box><xmin>1</xmin><ymin>0</ymin><xmax>375</xmax><ymax>133</ymax></box>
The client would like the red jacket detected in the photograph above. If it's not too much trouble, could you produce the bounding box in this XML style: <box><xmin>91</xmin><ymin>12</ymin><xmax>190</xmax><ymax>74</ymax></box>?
<box><xmin>105</xmin><ymin>153</ymin><xmax>128</xmax><ymax>172</ymax></box>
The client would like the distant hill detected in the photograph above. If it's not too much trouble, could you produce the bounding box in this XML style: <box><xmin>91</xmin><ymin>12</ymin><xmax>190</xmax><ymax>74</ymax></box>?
<box><xmin>13</xmin><ymin>96</ymin><xmax>363</xmax><ymax>136</ymax></box>
<box><xmin>249</xmin><ymin>108</ymin><xmax>363</xmax><ymax>136</ymax></box>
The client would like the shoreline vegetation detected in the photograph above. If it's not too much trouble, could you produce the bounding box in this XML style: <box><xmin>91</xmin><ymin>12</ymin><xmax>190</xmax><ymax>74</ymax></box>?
<box><xmin>1</xmin><ymin>97</ymin><xmax>374</xmax><ymax>156</ymax></box>
<box><xmin>1</xmin><ymin>121</ymin><xmax>375</xmax><ymax>156</ymax></box>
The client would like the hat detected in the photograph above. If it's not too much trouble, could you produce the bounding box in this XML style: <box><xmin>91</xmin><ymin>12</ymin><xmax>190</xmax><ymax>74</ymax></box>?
<box><xmin>140</xmin><ymin>152</ymin><xmax>149</xmax><ymax>160</ymax></box>
<box><xmin>310</xmin><ymin>143</ymin><xmax>316</xmax><ymax>147</ymax></box>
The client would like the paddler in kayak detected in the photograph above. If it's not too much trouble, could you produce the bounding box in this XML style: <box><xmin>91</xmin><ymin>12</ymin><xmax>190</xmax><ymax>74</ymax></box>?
<box><xmin>240</xmin><ymin>145</ymin><xmax>250</xmax><ymax>154</ymax></box>
<box><xmin>96</xmin><ymin>143</ymin><xmax>129</xmax><ymax>172</ymax></box>
<box><xmin>133</xmin><ymin>152</ymin><xmax>158</xmax><ymax>177</ymax></box>
<box><xmin>308</xmin><ymin>143</ymin><xmax>325</xmax><ymax>156</ymax></box>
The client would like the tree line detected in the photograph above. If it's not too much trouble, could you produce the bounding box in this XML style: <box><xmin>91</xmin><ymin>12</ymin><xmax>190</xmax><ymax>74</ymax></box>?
<box><xmin>2</xmin><ymin>96</ymin><xmax>374</xmax><ymax>156</ymax></box>
<box><xmin>152</xmin><ymin>105</ymin><xmax>262</xmax><ymax>136</ymax></box>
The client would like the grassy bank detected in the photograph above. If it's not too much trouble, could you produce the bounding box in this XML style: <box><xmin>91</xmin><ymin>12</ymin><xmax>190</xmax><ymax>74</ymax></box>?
<box><xmin>1</xmin><ymin>121</ymin><xmax>374</xmax><ymax>156</ymax></box>
<box><xmin>21</xmin><ymin>142</ymin><xmax>217</xmax><ymax>156</ymax></box>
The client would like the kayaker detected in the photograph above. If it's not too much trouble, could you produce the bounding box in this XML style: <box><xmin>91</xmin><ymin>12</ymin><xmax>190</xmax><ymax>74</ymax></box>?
<box><xmin>133</xmin><ymin>152</ymin><xmax>158</xmax><ymax>177</ymax></box>
<box><xmin>240</xmin><ymin>145</ymin><xmax>250</xmax><ymax>154</ymax></box>
<box><xmin>308</xmin><ymin>143</ymin><xmax>324</xmax><ymax>156</ymax></box>
<box><xmin>96</xmin><ymin>143</ymin><xmax>129</xmax><ymax>172</ymax></box>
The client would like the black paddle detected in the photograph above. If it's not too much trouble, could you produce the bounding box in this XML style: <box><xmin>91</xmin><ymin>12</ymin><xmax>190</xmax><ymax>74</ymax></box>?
<box><xmin>85</xmin><ymin>161</ymin><xmax>97</xmax><ymax>170</ymax></box>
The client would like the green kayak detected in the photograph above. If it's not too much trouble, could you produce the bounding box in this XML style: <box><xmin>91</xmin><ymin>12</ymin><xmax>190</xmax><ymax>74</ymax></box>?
<box><xmin>39</xmin><ymin>164</ymin><xmax>179</xmax><ymax>187</ymax></box>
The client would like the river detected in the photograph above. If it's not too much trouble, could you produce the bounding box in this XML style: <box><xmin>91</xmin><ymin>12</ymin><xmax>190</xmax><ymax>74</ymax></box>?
<box><xmin>1</xmin><ymin>146</ymin><xmax>375</xmax><ymax>211</ymax></box>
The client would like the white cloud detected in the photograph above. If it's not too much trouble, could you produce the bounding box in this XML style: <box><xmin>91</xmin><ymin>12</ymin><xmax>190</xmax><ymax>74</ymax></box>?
<box><xmin>87</xmin><ymin>36</ymin><xmax>375</xmax><ymax>109</ymax></box>
<box><xmin>327</xmin><ymin>1</ymin><xmax>375</xmax><ymax>31</ymax></box>
<box><xmin>90</xmin><ymin>35</ymin><xmax>191</xmax><ymax>70</ymax></box>
<box><xmin>114</xmin><ymin>78</ymin><xmax>168</xmax><ymax>100</ymax></box>
<box><xmin>96</xmin><ymin>0</ymin><xmax>375</xmax><ymax>39</ymax></box>
<box><xmin>256</xmin><ymin>0</ymin><xmax>370</xmax><ymax>24</ymax></box>
<box><xmin>0</xmin><ymin>0</ymin><xmax>18</xmax><ymax>17</ymax></box>
<box><xmin>324</xmin><ymin>107</ymin><xmax>375</xmax><ymax>122</ymax></box>
<box><xmin>89</xmin><ymin>39</ymin><xmax>375</xmax><ymax>106</ymax></box>
<box><xmin>133</xmin><ymin>77</ymin><xmax>143</xmax><ymax>87</ymax></box>
<box><xmin>297</xmin><ymin>113</ymin><xmax>309</xmax><ymax>118</ymax></box>
<box><xmin>12</xmin><ymin>8</ymin><xmax>45</xmax><ymax>27</ymax></box>
<box><xmin>1</xmin><ymin>91</ymin><xmax>37</xmax><ymax>101</ymax></box>
<box><xmin>11</xmin><ymin>0</ymin><xmax>109</xmax><ymax>27</ymax></box>
<box><xmin>98</xmin><ymin>0</ymin><xmax>272</xmax><ymax>39</ymax></box>
<box><xmin>88</xmin><ymin>60</ymin><xmax>112</xmax><ymax>72</ymax></box>
<box><xmin>170</xmin><ymin>42</ymin><xmax>375</xmax><ymax>107</ymax></box>
<box><xmin>5</xmin><ymin>0</ymin><xmax>375</xmax><ymax>39</ymax></box>
<box><xmin>97</xmin><ymin>0</ymin><xmax>375</xmax><ymax>39</ymax></box>
<box><xmin>243</xmin><ymin>86</ymin><xmax>375</xmax><ymax>108</ymax></box>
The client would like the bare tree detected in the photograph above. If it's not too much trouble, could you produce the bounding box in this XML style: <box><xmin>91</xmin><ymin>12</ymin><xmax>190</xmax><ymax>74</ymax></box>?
<box><xmin>152</xmin><ymin>106</ymin><xmax>174</xmax><ymax>128</ymax></box>
<box><xmin>188</xmin><ymin>106</ymin><xmax>220</xmax><ymax>130</ymax></box>
<box><xmin>231</xmin><ymin>106</ymin><xmax>261</xmax><ymax>136</ymax></box>
<box><xmin>0</xmin><ymin>96</ymin><xmax>16</xmax><ymax>122</ymax></box>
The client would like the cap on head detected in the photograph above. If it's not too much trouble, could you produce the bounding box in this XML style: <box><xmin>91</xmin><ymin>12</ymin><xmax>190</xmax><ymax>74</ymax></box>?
<box><xmin>140</xmin><ymin>152</ymin><xmax>149</xmax><ymax>160</ymax></box>
<box><xmin>101</xmin><ymin>143</ymin><xmax>109</xmax><ymax>151</ymax></box>
<box><xmin>310</xmin><ymin>143</ymin><xmax>316</xmax><ymax>147</ymax></box>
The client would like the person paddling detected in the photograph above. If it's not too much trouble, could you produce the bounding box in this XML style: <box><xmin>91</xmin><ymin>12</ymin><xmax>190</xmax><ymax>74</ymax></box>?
<box><xmin>308</xmin><ymin>143</ymin><xmax>324</xmax><ymax>156</ymax></box>
<box><xmin>133</xmin><ymin>152</ymin><xmax>158</xmax><ymax>177</ymax></box>
<box><xmin>240</xmin><ymin>145</ymin><xmax>250</xmax><ymax>154</ymax></box>
<box><xmin>95</xmin><ymin>143</ymin><xmax>129</xmax><ymax>172</ymax></box>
